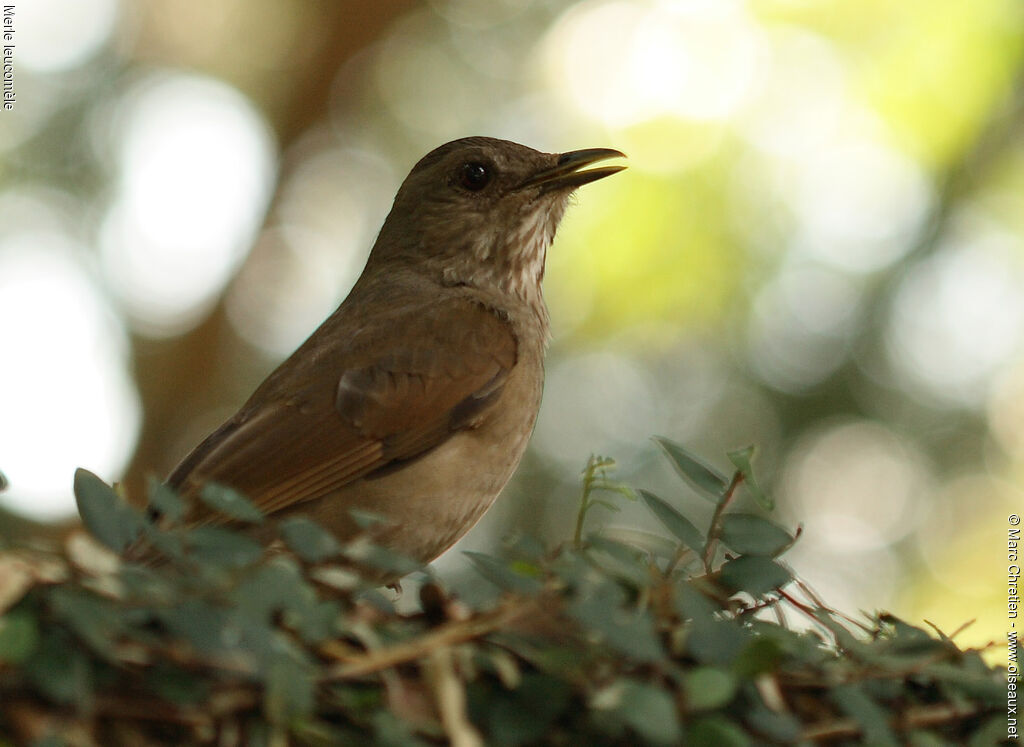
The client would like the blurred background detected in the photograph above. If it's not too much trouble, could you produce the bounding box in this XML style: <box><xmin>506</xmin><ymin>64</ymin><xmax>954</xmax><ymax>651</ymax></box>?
<box><xmin>1</xmin><ymin>0</ymin><xmax>1022</xmax><ymax>654</ymax></box>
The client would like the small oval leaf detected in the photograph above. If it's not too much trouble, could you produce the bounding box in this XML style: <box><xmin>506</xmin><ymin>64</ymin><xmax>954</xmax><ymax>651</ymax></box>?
<box><xmin>831</xmin><ymin>684</ymin><xmax>899</xmax><ymax>746</ymax></box>
<box><xmin>726</xmin><ymin>445</ymin><xmax>773</xmax><ymax>510</ymax></box>
<box><xmin>280</xmin><ymin>517</ymin><xmax>342</xmax><ymax>563</ymax></box>
<box><xmin>718</xmin><ymin>556</ymin><xmax>792</xmax><ymax>597</ymax></box>
<box><xmin>719</xmin><ymin>514</ymin><xmax>793</xmax><ymax>557</ymax></box>
<box><xmin>199</xmin><ymin>483</ymin><xmax>264</xmax><ymax>523</ymax></box>
<box><xmin>73</xmin><ymin>468</ymin><xmax>140</xmax><ymax>552</ymax></box>
<box><xmin>618</xmin><ymin>680</ymin><xmax>683</xmax><ymax>744</ymax></box>
<box><xmin>186</xmin><ymin>526</ymin><xmax>264</xmax><ymax>567</ymax></box>
<box><xmin>146</xmin><ymin>476</ymin><xmax>185</xmax><ymax>524</ymax></box>
<box><xmin>683</xmin><ymin>667</ymin><xmax>738</xmax><ymax>711</ymax></box>
<box><xmin>464</xmin><ymin>551</ymin><xmax>543</xmax><ymax>595</ymax></box>
<box><xmin>652</xmin><ymin>437</ymin><xmax>727</xmax><ymax>501</ymax></box>
<box><xmin>639</xmin><ymin>489</ymin><xmax>705</xmax><ymax>551</ymax></box>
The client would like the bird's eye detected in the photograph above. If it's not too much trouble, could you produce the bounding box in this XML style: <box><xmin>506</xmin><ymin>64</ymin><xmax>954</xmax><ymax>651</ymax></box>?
<box><xmin>459</xmin><ymin>162</ymin><xmax>492</xmax><ymax>191</ymax></box>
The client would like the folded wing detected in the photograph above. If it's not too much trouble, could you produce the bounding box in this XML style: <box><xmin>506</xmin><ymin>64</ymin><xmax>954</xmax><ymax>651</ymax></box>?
<box><xmin>166</xmin><ymin>299</ymin><xmax>518</xmax><ymax>522</ymax></box>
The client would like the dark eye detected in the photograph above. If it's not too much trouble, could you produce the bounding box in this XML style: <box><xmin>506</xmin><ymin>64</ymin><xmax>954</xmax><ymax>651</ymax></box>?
<box><xmin>459</xmin><ymin>162</ymin><xmax>492</xmax><ymax>191</ymax></box>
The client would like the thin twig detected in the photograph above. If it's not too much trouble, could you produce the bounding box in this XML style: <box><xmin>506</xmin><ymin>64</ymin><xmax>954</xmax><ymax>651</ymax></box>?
<box><xmin>701</xmin><ymin>470</ymin><xmax>744</xmax><ymax>571</ymax></box>
<box><xmin>323</xmin><ymin>600</ymin><xmax>527</xmax><ymax>681</ymax></box>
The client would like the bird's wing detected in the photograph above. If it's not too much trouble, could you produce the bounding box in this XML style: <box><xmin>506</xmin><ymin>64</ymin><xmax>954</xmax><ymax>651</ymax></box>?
<box><xmin>167</xmin><ymin>299</ymin><xmax>518</xmax><ymax>522</ymax></box>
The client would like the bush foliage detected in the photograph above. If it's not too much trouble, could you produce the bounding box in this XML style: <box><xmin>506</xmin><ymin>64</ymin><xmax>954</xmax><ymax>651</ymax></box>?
<box><xmin>0</xmin><ymin>439</ymin><xmax>1009</xmax><ymax>745</ymax></box>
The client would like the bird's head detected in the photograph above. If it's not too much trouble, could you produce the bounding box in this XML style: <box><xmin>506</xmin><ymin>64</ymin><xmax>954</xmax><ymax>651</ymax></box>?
<box><xmin>370</xmin><ymin>137</ymin><xmax>625</xmax><ymax>303</ymax></box>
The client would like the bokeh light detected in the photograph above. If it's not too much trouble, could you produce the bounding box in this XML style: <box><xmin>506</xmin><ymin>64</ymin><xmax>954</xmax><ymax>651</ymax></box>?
<box><xmin>99</xmin><ymin>72</ymin><xmax>276</xmax><ymax>337</ymax></box>
<box><xmin>543</xmin><ymin>0</ymin><xmax>759</xmax><ymax>129</ymax></box>
<box><xmin>15</xmin><ymin>0</ymin><xmax>119</xmax><ymax>73</ymax></box>
<box><xmin>226</xmin><ymin>144</ymin><xmax>397</xmax><ymax>356</ymax></box>
<box><xmin>780</xmin><ymin>420</ymin><xmax>931</xmax><ymax>611</ymax></box>
<box><xmin>534</xmin><ymin>351</ymin><xmax>663</xmax><ymax>471</ymax></box>
<box><xmin>914</xmin><ymin>474</ymin><xmax>1023</xmax><ymax>643</ymax></box>
<box><xmin>786</xmin><ymin>135</ymin><xmax>932</xmax><ymax>274</ymax></box>
<box><xmin>989</xmin><ymin>358</ymin><xmax>1024</xmax><ymax>461</ymax></box>
<box><xmin>748</xmin><ymin>262</ymin><xmax>863</xmax><ymax>391</ymax></box>
<box><xmin>887</xmin><ymin>214</ymin><xmax>1024</xmax><ymax>406</ymax></box>
<box><xmin>0</xmin><ymin>227</ymin><xmax>140</xmax><ymax>519</ymax></box>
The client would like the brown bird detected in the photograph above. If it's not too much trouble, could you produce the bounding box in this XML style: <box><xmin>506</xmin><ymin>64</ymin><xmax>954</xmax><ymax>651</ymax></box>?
<box><xmin>159</xmin><ymin>137</ymin><xmax>625</xmax><ymax>566</ymax></box>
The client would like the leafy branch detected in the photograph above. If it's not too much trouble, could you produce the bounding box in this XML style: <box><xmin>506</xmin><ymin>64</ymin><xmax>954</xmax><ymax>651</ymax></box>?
<box><xmin>0</xmin><ymin>437</ymin><xmax>1006</xmax><ymax>745</ymax></box>
<box><xmin>572</xmin><ymin>455</ymin><xmax>636</xmax><ymax>549</ymax></box>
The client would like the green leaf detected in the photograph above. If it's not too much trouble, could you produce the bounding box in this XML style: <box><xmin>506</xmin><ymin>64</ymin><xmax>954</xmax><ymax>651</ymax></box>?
<box><xmin>652</xmin><ymin>437</ymin><xmax>728</xmax><ymax>501</ymax></box>
<box><xmin>726</xmin><ymin>445</ymin><xmax>773</xmax><ymax>510</ymax></box>
<box><xmin>186</xmin><ymin>526</ymin><xmax>264</xmax><ymax>567</ymax></box>
<box><xmin>718</xmin><ymin>556</ymin><xmax>792</xmax><ymax>597</ymax></box>
<box><xmin>49</xmin><ymin>587</ymin><xmax>124</xmax><ymax>656</ymax></box>
<box><xmin>471</xmin><ymin>673</ymin><xmax>570</xmax><ymax>747</ymax></box>
<box><xmin>344</xmin><ymin>540</ymin><xmax>421</xmax><ymax>576</ymax></box>
<box><xmin>618</xmin><ymin>680</ymin><xmax>683</xmax><ymax>745</ymax></box>
<box><xmin>280</xmin><ymin>517</ymin><xmax>342</xmax><ymax>562</ymax></box>
<box><xmin>744</xmin><ymin>705</ymin><xmax>801</xmax><ymax>742</ymax></box>
<box><xmin>747</xmin><ymin>620</ymin><xmax>828</xmax><ymax>662</ymax></box>
<box><xmin>968</xmin><ymin>715</ymin><xmax>1011</xmax><ymax>747</ymax></box>
<box><xmin>232</xmin><ymin>557</ymin><xmax>311</xmax><ymax>616</ymax></box>
<box><xmin>686</xmin><ymin>716</ymin><xmax>751</xmax><ymax>747</ymax></box>
<box><xmin>73</xmin><ymin>468</ymin><xmax>141</xmax><ymax>552</ymax></box>
<box><xmin>907</xmin><ymin>732</ymin><xmax>948</xmax><ymax>747</ymax></box>
<box><xmin>465</xmin><ymin>551</ymin><xmax>543</xmax><ymax>595</ymax></box>
<box><xmin>149</xmin><ymin>666</ymin><xmax>210</xmax><ymax>705</ymax></box>
<box><xmin>372</xmin><ymin>710</ymin><xmax>428</xmax><ymax>747</ymax></box>
<box><xmin>584</xmin><ymin>537</ymin><xmax>652</xmax><ymax>587</ymax></box>
<box><xmin>831</xmin><ymin>684</ymin><xmax>899</xmax><ymax>746</ymax></box>
<box><xmin>719</xmin><ymin>514</ymin><xmax>793</xmax><ymax>556</ymax></box>
<box><xmin>570</xmin><ymin>581</ymin><xmax>665</xmax><ymax>662</ymax></box>
<box><xmin>198</xmin><ymin>483</ymin><xmax>264</xmax><ymax>523</ymax></box>
<box><xmin>686</xmin><ymin>617</ymin><xmax>750</xmax><ymax>665</ymax></box>
<box><xmin>146</xmin><ymin>475</ymin><xmax>185</xmax><ymax>523</ymax></box>
<box><xmin>264</xmin><ymin>649</ymin><xmax>315</xmax><ymax>724</ymax></box>
<box><xmin>27</xmin><ymin>630</ymin><xmax>92</xmax><ymax>705</ymax></box>
<box><xmin>138</xmin><ymin>524</ymin><xmax>187</xmax><ymax>563</ymax></box>
<box><xmin>230</xmin><ymin>557</ymin><xmax>340</xmax><ymax>643</ymax></box>
<box><xmin>880</xmin><ymin>613</ymin><xmax>949</xmax><ymax>656</ymax></box>
<box><xmin>734</xmin><ymin>637</ymin><xmax>785</xmax><ymax>677</ymax></box>
<box><xmin>638</xmin><ymin>489</ymin><xmax>705</xmax><ymax>550</ymax></box>
<box><xmin>348</xmin><ymin>508</ymin><xmax>389</xmax><ymax>529</ymax></box>
<box><xmin>682</xmin><ymin>667</ymin><xmax>738</xmax><ymax>711</ymax></box>
<box><xmin>0</xmin><ymin>469</ymin><xmax>7</xmax><ymax>491</ymax></box>
<box><xmin>159</xmin><ymin>600</ymin><xmax>231</xmax><ymax>653</ymax></box>
<box><xmin>926</xmin><ymin>662</ymin><xmax>1004</xmax><ymax>700</ymax></box>
<box><xmin>0</xmin><ymin>611</ymin><xmax>38</xmax><ymax>663</ymax></box>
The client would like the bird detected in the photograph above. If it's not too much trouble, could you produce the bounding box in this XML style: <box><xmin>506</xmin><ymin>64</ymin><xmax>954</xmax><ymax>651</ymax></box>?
<box><xmin>153</xmin><ymin>137</ymin><xmax>625</xmax><ymax>567</ymax></box>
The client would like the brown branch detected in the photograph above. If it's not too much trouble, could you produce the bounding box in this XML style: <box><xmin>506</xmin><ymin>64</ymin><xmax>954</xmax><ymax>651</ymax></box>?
<box><xmin>323</xmin><ymin>599</ymin><xmax>531</xmax><ymax>681</ymax></box>
<box><xmin>801</xmin><ymin>701</ymin><xmax>990</xmax><ymax>742</ymax></box>
<box><xmin>701</xmin><ymin>470</ymin><xmax>744</xmax><ymax>571</ymax></box>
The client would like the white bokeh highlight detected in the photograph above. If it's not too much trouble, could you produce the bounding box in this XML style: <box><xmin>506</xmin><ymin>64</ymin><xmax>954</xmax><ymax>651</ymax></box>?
<box><xmin>0</xmin><ymin>232</ymin><xmax>140</xmax><ymax>519</ymax></box>
<box><xmin>226</xmin><ymin>145</ymin><xmax>397</xmax><ymax>356</ymax></box>
<box><xmin>748</xmin><ymin>262</ymin><xmax>863</xmax><ymax>391</ymax></box>
<box><xmin>13</xmin><ymin>0</ymin><xmax>119</xmax><ymax>73</ymax></box>
<box><xmin>100</xmin><ymin>72</ymin><xmax>276</xmax><ymax>337</ymax></box>
<box><xmin>780</xmin><ymin>420</ymin><xmax>930</xmax><ymax>612</ymax></box>
<box><xmin>544</xmin><ymin>0</ymin><xmax>759</xmax><ymax>129</ymax></box>
<box><xmin>887</xmin><ymin>215</ymin><xmax>1024</xmax><ymax>406</ymax></box>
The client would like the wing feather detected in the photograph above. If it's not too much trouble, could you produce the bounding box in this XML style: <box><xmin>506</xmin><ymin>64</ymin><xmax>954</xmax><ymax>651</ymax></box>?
<box><xmin>166</xmin><ymin>298</ymin><xmax>517</xmax><ymax>524</ymax></box>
